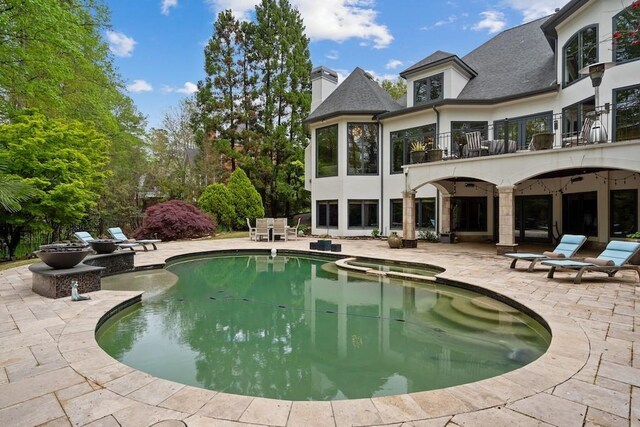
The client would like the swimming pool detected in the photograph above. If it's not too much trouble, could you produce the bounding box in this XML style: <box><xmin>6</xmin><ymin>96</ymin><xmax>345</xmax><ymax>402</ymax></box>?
<box><xmin>97</xmin><ymin>251</ymin><xmax>550</xmax><ymax>401</ymax></box>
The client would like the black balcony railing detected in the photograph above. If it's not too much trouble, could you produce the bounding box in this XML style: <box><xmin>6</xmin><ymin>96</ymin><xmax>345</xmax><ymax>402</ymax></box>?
<box><xmin>411</xmin><ymin>104</ymin><xmax>638</xmax><ymax>163</ymax></box>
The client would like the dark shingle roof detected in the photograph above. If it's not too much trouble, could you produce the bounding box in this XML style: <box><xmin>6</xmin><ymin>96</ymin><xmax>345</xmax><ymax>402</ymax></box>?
<box><xmin>457</xmin><ymin>16</ymin><xmax>556</xmax><ymax>100</ymax></box>
<box><xmin>305</xmin><ymin>67</ymin><xmax>402</xmax><ymax>124</ymax></box>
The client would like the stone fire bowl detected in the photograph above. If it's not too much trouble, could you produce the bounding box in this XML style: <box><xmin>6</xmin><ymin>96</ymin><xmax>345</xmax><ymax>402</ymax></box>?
<box><xmin>34</xmin><ymin>250</ymin><xmax>91</xmax><ymax>269</ymax></box>
<box><xmin>88</xmin><ymin>240</ymin><xmax>121</xmax><ymax>254</ymax></box>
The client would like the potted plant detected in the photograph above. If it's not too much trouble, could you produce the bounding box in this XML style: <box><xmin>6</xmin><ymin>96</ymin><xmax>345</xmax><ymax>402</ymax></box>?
<box><xmin>425</xmin><ymin>137</ymin><xmax>443</xmax><ymax>162</ymax></box>
<box><xmin>387</xmin><ymin>232</ymin><xmax>402</xmax><ymax>248</ymax></box>
<box><xmin>409</xmin><ymin>141</ymin><xmax>427</xmax><ymax>164</ymax></box>
<box><xmin>371</xmin><ymin>228</ymin><xmax>380</xmax><ymax>238</ymax></box>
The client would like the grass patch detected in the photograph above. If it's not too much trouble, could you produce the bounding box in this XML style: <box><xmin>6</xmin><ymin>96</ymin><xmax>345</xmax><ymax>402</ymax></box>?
<box><xmin>0</xmin><ymin>258</ymin><xmax>37</xmax><ymax>272</ymax></box>
<box><xmin>213</xmin><ymin>231</ymin><xmax>248</xmax><ymax>240</ymax></box>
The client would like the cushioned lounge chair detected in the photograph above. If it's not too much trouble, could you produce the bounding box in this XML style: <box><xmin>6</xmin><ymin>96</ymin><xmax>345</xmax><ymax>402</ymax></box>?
<box><xmin>107</xmin><ymin>227</ymin><xmax>161</xmax><ymax>251</ymax></box>
<box><xmin>504</xmin><ymin>234</ymin><xmax>587</xmax><ymax>271</ymax></box>
<box><xmin>73</xmin><ymin>231</ymin><xmax>138</xmax><ymax>251</ymax></box>
<box><xmin>541</xmin><ymin>240</ymin><xmax>640</xmax><ymax>284</ymax></box>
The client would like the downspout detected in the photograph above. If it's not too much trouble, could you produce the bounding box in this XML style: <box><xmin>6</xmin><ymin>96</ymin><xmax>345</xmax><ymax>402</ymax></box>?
<box><xmin>378</xmin><ymin>118</ymin><xmax>385</xmax><ymax>235</ymax></box>
<box><xmin>432</xmin><ymin>105</ymin><xmax>441</xmax><ymax>233</ymax></box>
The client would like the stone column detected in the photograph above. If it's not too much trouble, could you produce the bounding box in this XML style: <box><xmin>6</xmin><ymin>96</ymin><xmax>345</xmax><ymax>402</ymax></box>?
<box><xmin>402</xmin><ymin>190</ymin><xmax>416</xmax><ymax>241</ymax></box>
<box><xmin>496</xmin><ymin>185</ymin><xmax>517</xmax><ymax>255</ymax></box>
<box><xmin>440</xmin><ymin>194</ymin><xmax>452</xmax><ymax>233</ymax></box>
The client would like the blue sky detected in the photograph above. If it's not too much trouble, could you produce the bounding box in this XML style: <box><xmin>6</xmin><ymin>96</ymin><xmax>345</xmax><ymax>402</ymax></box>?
<box><xmin>106</xmin><ymin>0</ymin><xmax>569</xmax><ymax>129</ymax></box>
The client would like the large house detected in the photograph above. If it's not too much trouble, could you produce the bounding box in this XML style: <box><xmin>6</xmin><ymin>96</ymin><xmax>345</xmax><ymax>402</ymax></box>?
<box><xmin>304</xmin><ymin>0</ymin><xmax>640</xmax><ymax>253</ymax></box>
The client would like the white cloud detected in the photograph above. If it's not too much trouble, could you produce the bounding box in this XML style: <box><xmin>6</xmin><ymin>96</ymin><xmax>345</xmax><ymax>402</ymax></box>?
<box><xmin>471</xmin><ymin>11</ymin><xmax>507</xmax><ymax>34</ymax></box>
<box><xmin>386</xmin><ymin>59</ymin><xmax>403</xmax><ymax>70</ymax></box>
<box><xmin>206</xmin><ymin>0</ymin><xmax>393</xmax><ymax>48</ymax></box>
<box><xmin>127</xmin><ymin>80</ymin><xmax>153</xmax><ymax>93</ymax></box>
<box><xmin>106</xmin><ymin>31</ymin><xmax>136</xmax><ymax>57</ymax></box>
<box><xmin>326</xmin><ymin>50</ymin><xmax>339</xmax><ymax>60</ymax></box>
<box><xmin>161</xmin><ymin>0</ymin><xmax>178</xmax><ymax>15</ymax></box>
<box><xmin>162</xmin><ymin>82</ymin><xmax>198</xmax><ymax>94</ymax></box>
<box><xmin>364</xmin><ymin>69</ymin><xmax>399</xmax><ymax>83</ymax></box>
<box><xmin>435</xmin><ymin>15</ymin><xmax>457</xmax><ymax>27</ymax></box>
<box><xmin>502</xmin><ymin>0</ymin><xmax>568</xmax><ymax>22</ymax></box>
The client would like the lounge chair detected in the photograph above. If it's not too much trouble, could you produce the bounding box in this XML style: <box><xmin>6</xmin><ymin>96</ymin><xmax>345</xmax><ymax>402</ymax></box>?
<box><xmin>504</xmin><ymin>234</ymin><xmax>587</xmax><ymax>271</ymax></box>
<box><xmin>73</xmin><ymin>231</ymin><xmax>138</xmax><ymax>251</ymax></box>
<box><xmin>541</xmin><ymin>240</ymin><xmax>640</xmax><ymax>284</ymax></box>
<box><xmin>107</xmin><ymin>227</ymin><xmax>161</xmax><ymax>251</ymax></box>
<box><xmin>246</xmin><ymin>218</ymin><xmax>256</xmax><ymax>241</ymax></box>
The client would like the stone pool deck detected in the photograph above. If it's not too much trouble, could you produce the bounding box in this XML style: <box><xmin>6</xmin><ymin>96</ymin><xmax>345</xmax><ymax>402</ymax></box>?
<box><xmin>0</xmin><ymin>238</ymin><xmax>638</xmax><ymax>426</ymax></box>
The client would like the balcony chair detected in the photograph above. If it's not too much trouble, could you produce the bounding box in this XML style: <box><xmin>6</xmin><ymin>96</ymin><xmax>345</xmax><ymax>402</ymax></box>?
<box><xmin>107</xmin><ymin>227</ymin><xmax>161</xmax><ymax>251</ymax></box>
<box><xmin>464</xmin><ymin>131</ymin><xmax>489</xmax><ymax>157</ymax></box>
<box><xmin>541</xmin><ymin>240</ymin><xmax>640</xmax><ymax>284</ymax></box>
<box><xmin>504</xmin><ymin>234</ymin><xmax>587</xmax><ymax>271</ymax></box>
<box><xmin>562</xmin><ymin>117</ymin><xmax>593</xmax><ymax>147</ymax></box>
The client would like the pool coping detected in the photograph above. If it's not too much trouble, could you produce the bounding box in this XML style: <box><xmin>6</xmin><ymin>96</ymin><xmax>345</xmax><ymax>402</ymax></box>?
<box><xmin>3</xmin><ymin>238</ymin><xmax>637</xmax><ymax>426</ymax></box>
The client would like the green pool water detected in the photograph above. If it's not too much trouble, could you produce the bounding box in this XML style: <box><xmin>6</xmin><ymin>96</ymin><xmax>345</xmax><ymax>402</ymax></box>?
<box><xmin>97</xmin><ymin>253</ymin><xmax>550</xmax><ymax>401</ymax></box>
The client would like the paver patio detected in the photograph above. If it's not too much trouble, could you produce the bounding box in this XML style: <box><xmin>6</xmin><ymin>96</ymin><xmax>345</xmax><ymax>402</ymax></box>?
<box><xmin>0</xmin><ymin>238</ymin><xmax>638</xmax><ymax>426</ymax></box>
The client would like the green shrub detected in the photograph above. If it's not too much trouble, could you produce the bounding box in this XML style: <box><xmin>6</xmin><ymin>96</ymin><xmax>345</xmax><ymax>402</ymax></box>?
<box><xmin>228</xmin><ymin>168</ymin><xmax>265</xmax><ymax>229</ymax></box>
<box><xmin>198</xmin><ymin>183</ymin><xmax>236</xmax><ymax>230</ymax></box>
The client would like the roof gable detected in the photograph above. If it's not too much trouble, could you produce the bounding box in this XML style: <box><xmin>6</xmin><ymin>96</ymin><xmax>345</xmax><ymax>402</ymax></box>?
<box><xmin>399</xmin><ymin>50</ymin><xmax>476</xmax><ymax>78</ymax></box>
<box><xmin>305</xmin><ymin>67</ymin><xmax>402</xmax><ymax>124</ymax></box>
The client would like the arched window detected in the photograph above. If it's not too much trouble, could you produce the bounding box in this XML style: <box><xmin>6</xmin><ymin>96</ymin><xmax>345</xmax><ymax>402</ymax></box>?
<box><xmin>563</xmin><ymin>25</ymin><xmax>598</xmax><ymax>86</ymax></box>
<box><xmin>613</xmin><ymin>6</ymin><xmax>640</xmax><ymax>63</ymax></box>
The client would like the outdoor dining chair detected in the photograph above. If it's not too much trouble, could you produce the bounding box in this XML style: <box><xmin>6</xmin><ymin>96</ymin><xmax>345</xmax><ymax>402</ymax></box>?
<box><xmin>464</xmin><ymin>131</ymin><xmax>489</xmax><ymax>157</ymax></box>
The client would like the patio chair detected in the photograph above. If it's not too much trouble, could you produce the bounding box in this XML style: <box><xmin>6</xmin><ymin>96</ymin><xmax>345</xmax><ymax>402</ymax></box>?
<box><xmin>246</xmin><ymin>218</ymin><xmax>256</xmax><ymax>241</ymax></box>
<box><xmin>107</xmin><ymin>227</ymin><xmax>161</xmax><ymax>251</ymax></box>
<box><xmin>272</xmin><ymin>218</ymin><xmax>288</xmax><ymax>241</ymax></box>
<box><xmin>562</xmin><ymin>117</ymin><xmax>593</xmax><ymax>147</ymax></box>
<box><xmin>255</xmin><ymin>218</ymin><xmax>270</xmax><ymax>242</ymax></box>
<box><xmin>287</xmin><ymin>217</ymin><xmax>301</xmax><ymax>240</ymax></box>
<box><xmin>541</xmin><ymin>240</ymin><xmax>640</xmax><ymax>284</ymax></box>
<box><xmin>504</xmin><ymin>234</ymin><xmax>587</xmax><ymax>271</ymax></box>
<box><xmin>73</xmin><ymin>231</ymin><xmax>138</xmax><ymax>251</ymax></box>
<box><xmin>464</xmin><ymin>131</ymin><xmax>489</xmax><ymax>157</ymax></box>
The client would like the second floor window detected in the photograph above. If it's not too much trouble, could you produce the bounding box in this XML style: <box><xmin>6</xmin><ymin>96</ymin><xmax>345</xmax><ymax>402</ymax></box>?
<box><xmin>390</xmin><ymin>124</ymin><xmax>436</xmax><ymax>173</ymax></box>
<box><xmin>316</xmin><ymin>125</ymin><xmax>338</xmax><ymax>178</ymax></box>
<box><xmin>564</xmin><ymin>25</ymin><xmax>597</xmax><ymax>86</ymax></box>
<box><xmin>347</xmin><ymin>123</ymin><xmax>378</xmax><ymax>175</ymax></box>
<box><xmin>414</xmin><ymin>73</ymin><xmax>443</xmax><ymax>105</ymax></box>
<box><xmin>613</xmin><ymin>6</ymin><xmax>640</xmax><ymax>63</ymax></box>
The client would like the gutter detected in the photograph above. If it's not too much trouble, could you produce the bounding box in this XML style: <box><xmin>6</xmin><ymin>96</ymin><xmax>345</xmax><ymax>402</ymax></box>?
<box><xmin>378</xmin><ymin>120</ymin><xmax>384</xmax><ymax>235</ymax></box>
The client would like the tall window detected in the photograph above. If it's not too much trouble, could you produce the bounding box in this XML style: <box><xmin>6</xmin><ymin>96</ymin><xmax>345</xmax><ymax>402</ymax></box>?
<box><xmin>563</xmin><ymin>192</ymin><xmax>598</xmax><ymax>237</ymax></box>
<box><xmin>494</xmin><ymin>112</ymin><xmax>552</xmax><ymax>150</ymax></box>
<box><xmin>563</xmin><ymin>25</ymin><xmax>597</xmax><ymax>86</ymax></box>
<box><xmin>316</xmin><ymin>125</ymin><xmax>338</xmax><ymax>178</ymax></box>
<box><xmin>390</xmin><ymin>124</ymin><xmax>436</xmax><ymax>173</ymax></box>
<box><xmin>390</xmin><ymin>198</ymin><xmax>435</xmax><ymax>229</ymax></box>
<box><xmin>613</xmin><ymin>84</ymin><xmax>640</xmax><ymax>141</ymax></box>
<box><xmin>613</xmin><ymin>7</ymin><xmax>640</xmax><ymax>63</ymax></box>
<box><xmin>348</xmin><ymin>200</ymin><xmax>378</xmax><ymax>228</ymax></box>
<box><xmin>610</xmin><ymin>189</ymin><xmax>638</xmax><ymax>237</ymax></box>
<box><xmin>317</xmin><ymin>200</ymin><xmax>338</xmax><ymax>228</ymax></box>
<box><xmin>562</xmin><ymin>97</ymin><xmax>595</xmax><ymax>138</ymax></box>
<box><xmin>414</xmin><ymin>73</ymin><xmax>443</xmax><ymax>105</ymax></box>
<box><xmin>347</xmin><ymin>123</ymin><xmax>378</xmax><ymax>175</ymax></box>
<box><xmin>451</xmin><ymin>197</ymin><xmax>487</xmax><ymax>232</ymax></box>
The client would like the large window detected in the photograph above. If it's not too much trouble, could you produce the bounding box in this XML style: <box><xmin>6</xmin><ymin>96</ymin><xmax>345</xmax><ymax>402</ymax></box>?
<box><xmin>390</xmin><ymin>124</ymin><xmax>436</xmax><ymax>173</ymax></box>
<box><xmin>317</xmin><ymin>200</ymin><xmax>338</xmax><ymax>228</ymax></box>
<box><xmin>348</xmin><ymin>200</ymin><xmax>378</xmax><ymax>228</ymax></box>
<box><xmin>414</xmin><ymin>73</ymin><xmax>443</xmax><ymax>105</ymax></box>
<box><xmin>451</xmin><ymin>197</ymin><xmax>487</xmax><ymax>232</ymax></box>
<box><xmin>347</xmin><ymin>123</ymin><xmax>378</xmax><ymax>175</ymax></box>
<box><xmin>390</xmin><ymin>198</ymin><xmax>435</xmax><ymax>229</ymax></box>
<box><xmin>613</xmin><ymin>84</ymin><xmax>640</xmax><ymax>141</ymax></box>
<box><xmin>563</xmin><ymin>25</ymin><xmax>597</xmax><ymax>86</ymax></box>
<box><xmin>515</xmin><ymin>195</ymin><xmax>552</xmax><ymax>243</ymax></box>
<box><xmin>563</xmin><ymin>192</ymin><xmax>598</xmax><ymax>237</ymax></box>
<box><xmin>494</xmin><ymin>112</ymin><xmax>552</xmax><ymax>150</ymax></box>
<box><xmin>316</xmin><ymin>125</ymin><xmax>338</xmax><ymax>178</ymax></box>
<box><xmin>613</xmin><ymin>7</ymin><xmax>640</xmax><ymax>63</ymax></box>
<box><xmin>610</xmin><ymin>189</ymin><xmax>638</xmax><ymax>238</ymax></box>
<box><xmin>562</xmin><ymin>97</ymin><xmax>595</xmax><ymax>139</ymax></box>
